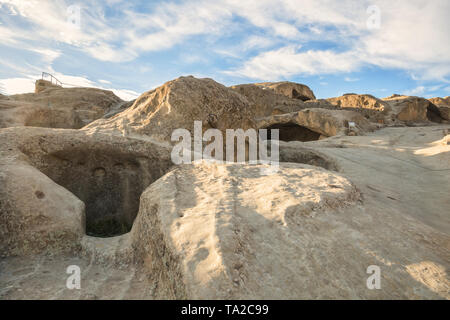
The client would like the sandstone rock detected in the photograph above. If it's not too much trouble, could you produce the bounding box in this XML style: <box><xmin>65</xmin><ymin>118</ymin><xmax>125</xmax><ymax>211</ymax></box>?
<box><xmin>1</xmin><ymin>75</ymin><xmax>449</xmax><ymax>300</ymax></box>
<box><xmin>85</xmin><ymin>76</ymin><xmax>255</xmax><ymax>142</ymax></box>
<box><xmin>253</xmin><ymin>81</ymin><xmax>316</xmax><ymax>101</ymax></box>
<box><xmin>429</xmin><ymin>97</ymin><xmax>450</xmax><ymax>120</ymax></box>
<box><xmin>130</xmin><ymin>162</ymin><xmax>360</xmax><ymax>299</ymax></box>
<box><xmin>303</xmin><ymin>99</ymin><xmax>340</xmax><ymax>109</ymax></box>
<box><xmin>383</xmin><ymin>95</ymin><xmax>443</xmax><ymax>123</ymax></box>
<box><xmin>327</xmin><ymin>94</ymin><xmax>390</xmax><ymax>112</ymax></box>
<box><xmin>429</xmin><ymin>96</ymin><xmax>450</xmax><ymax>107</ymax></box>
<box><xmin>85</xmin><ymin>77</ymin><xmax>368</xmax><ymax>145</ymax></box>
<box><xmin>230</xmin><ymin>83</ymin><xmax>307</xmax><ymax>116</ymax></box>
<box><xmin>86</xmin><ymin>76</ymin><xmax>314</xmax><ymax>143</ymax></box>
<box><xmin>35</xmin><ymin>79</ymin><xmax>62</xmax><ymax>93</ymax></box>
<box><xmin>0</xmin><ymin>126</ymin><xmax>173</xmax><ymax>256</ymax></box>
<box><xmin>0</xmin><ymin>82</ymin><xmax>123</xmax><ymax>129</ymax></box>
<box><xmin>255</xmin><ymin>108</ymin><xmax>375</xmax><ymax>139</ymax></box>
<box><xmin>437</xmin><ymin>106</ymin><xmax>450</xmax><ymax>120</ymax></box>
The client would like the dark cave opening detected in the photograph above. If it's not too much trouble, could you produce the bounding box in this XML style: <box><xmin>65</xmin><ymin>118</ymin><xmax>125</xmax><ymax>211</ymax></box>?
<box><xmin>264</xmin><ymin>122</ymin><xmax>322</xmax><ymax>142</ymax></box>
<box><xmin>25</xmin><ymin>147</ymin><xmax>172</xmax><ymax>238</ymax></box>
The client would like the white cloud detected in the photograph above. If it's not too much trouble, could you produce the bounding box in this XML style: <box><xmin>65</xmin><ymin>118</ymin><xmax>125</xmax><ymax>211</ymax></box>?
<box><xmin>344</xmin><ymin>77</ymin><xmax>359</xmax><ymax>82</ymax></box>
<box><xmin>224</xmin><ymin>0</ymin><xmax>450</xmax><ymax>82</ymax></box>
<box><xmin>0</xmin><ymin>77</ymin><xmax>35</xmax><ymax>95</ymax></box>
<box><xmin>224</xmin><ymin>46</ymin><xmax>361</xmax><ymax>80</ymax></box>
<box><xmin>242</xmin><ymin>35</ymin><xmax>277</xmax><ymax>51</ymax></box>
<box><xmin>402</xmin><ymin>86</ymin><xmax>426</xmax><ymax>96</ymax></box>
<box><xmin>29</xmin><ymin>48</ymin><xmax>61</xmax><ymax>64</ymax></box>
<box><xmin>0</xmin><ymin>0</ymin><xmax>449</xmax><ymax>85</ymax></box>
<box><xmin>402</xmin><ymin>84</ymin><xmax>446</xmax><ymax>97</ymax></box>
<box><xmin>110</xmin><ymin>88</ymin><xmax>139</xmax><ymax>101</ymax></box>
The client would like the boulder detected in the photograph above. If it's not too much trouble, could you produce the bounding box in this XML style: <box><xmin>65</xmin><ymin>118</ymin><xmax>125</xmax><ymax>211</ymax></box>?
<box><xmin>35</xmin><ymin>79</ymin><xmax>62</xmax><ymax>93</ymax></box>
<box><xmin>130</xmin><ymin>162</ymin><xmax>360</xmax><ymax>299</ymax></box>
<box><xmin>86</xmin><ymin>76</ymin><xmax>311</xmax><ymax>143</ymax></box>
<box><xmin>429</xmin><ymin>97</ymin><xmax>450</xmax><ymax>120</ymax></box>
<box><xmin>230</xmin><ymin>83</ymin><xmax>307</xmax><ymax>116</ymax></box>
<box><xmin>0</xmin><ymin>126</ymin><xmax>172</xmax><ymax>256</ymax></box>
<box><xmin>383</xmin><ymin>95</ymin><xmax>443</xmax><ymax>122</ymax></box>
<box><xmin>253</xmin><ymin>81</ymin><xmax>316</xmax><ymax>101</ymax></box>
<box><xmin>255</xmin><ymin>108</ymin><xmax>375</xmax><ymax>139</ymax></box>
<box><xmin>327</xmin><ymin>94</ymin><xmax>390</xmax><ymax>113</ymax></box>
<box><xmin>437</xmin><ymin>106</ymin><xmax>450</xmax><ymax>120</ymax></box>
<box><xmin>429</xmin><ymin>96</ymin><xmax>450</xmax><ymax>107</ymax></box>
<box><xmin>0</xmin><ymin>82</ymin><xmax>123</xmax><ymax>129</ymax></box>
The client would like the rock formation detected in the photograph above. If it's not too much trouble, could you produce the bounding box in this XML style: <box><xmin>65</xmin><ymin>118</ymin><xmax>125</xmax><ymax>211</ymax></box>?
<box><xmin>429</xmin><ymin>97</ymin><xmax>450</xmax><ymax>120</ymax></box>
<box><xmin>0</xmin><ymin>75</ymin><xmax>449</xmax><ymax>300</ymax></box>
<box><xmin>0</xmin><ymin>81</ymin><xmax>123</xmax><ymax>129</ymax></box>
<box><xmin>383</xmin><ymin>95</ymin><xmax>443</xmax><ymax>123</ymax></box>
<box><xmin>252</xmin><ymin>81</ymin><xmax>316</xmax><ymax>101</ymax></box>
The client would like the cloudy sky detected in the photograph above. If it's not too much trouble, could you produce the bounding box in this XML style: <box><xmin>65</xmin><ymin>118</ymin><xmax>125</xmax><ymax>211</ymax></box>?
<box><xmin>0</xmin><ymin>0</ymin><xmax>449</xmax><ymax>100</ymax></box>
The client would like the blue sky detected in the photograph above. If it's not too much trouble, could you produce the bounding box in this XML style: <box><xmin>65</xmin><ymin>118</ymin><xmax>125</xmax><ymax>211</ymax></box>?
<box><xmin>0</xmin><ymin>0</ymin><xmax>449</xmax><ymax>100</ymax></box>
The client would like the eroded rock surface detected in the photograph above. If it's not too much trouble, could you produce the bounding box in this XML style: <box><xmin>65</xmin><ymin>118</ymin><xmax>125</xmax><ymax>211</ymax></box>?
<box><xmin>0</xmin><ymin>127</ymin><xmax>172</xmax><ymax>256</ymax></box>
<box><xmin>0</xmin><ymin>76</ymin><xmax>449</xmax><ymax>300</ymax></box>
<box><xmin>0</xmin><ymin>81</ymin><xmax>123</xmax><ymax>129</ymax></box>
<box><xmin>253</xmin><ymin>81</ymin><xmax>316</xmax><ymax>101</ymax></box>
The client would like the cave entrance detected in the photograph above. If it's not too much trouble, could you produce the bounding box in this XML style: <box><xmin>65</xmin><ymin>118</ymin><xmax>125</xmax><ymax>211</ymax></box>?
<box><xmin>264</xmin><ymin>122</ymin><xmax>322</xmax><ymax>142</ymax></box>
<box><xmin>25</xmin><ymin>147</ymin><xmax>172</xmax><ymax>238</ymax></box>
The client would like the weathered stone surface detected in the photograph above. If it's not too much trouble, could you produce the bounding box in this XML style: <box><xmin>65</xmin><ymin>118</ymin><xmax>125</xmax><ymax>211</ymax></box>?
<box><xmin>86</xmin><ymin>77</ymin><xmax>358</xmax><ymax>143</ymax></box>
<box><xmin>130</xmin><ymin>162</ymin><xmax>360</xmax><ymax>299</ymax></box>
<box><xmin>327</xmin><ymin>94</ymin><xmax>390</xmax><ymax>112</ymax></box>
<box><xmin>230</xmin><ymin>83</ymin><xmax>307</xmax><ymax>116</ymax></box>
<box><xmin>255</xmin><ymin>108</ymin><xmax>375</xmax><ymax>139</ymax></box>
<box><xmin>0</xmin><ymin>127</ymin><xmax>172</xmax><ymax>256</ymax></box>
<box><xmin>35</xmin><ymin>79</ymin><xmax>62</xmax><ymax>93</ymax></box>
<box><xmin>437</xmin><ymin>106</ymin><xmax>450</xmax><ymax>120</ymax></box>
<box><xmin>85</xmin><ymin>76</ymin><xmax>256</xmax><ymax>142</ymax></box>
<box><xmin>253</xmin><ymin>81</ymin><xmax>316</xmax><ymax>101</ymax></box>
<box><xmin>383</xmin><ymin>95</ymin><xmax>443</xmax><ymax>122</ymax></box>
<box><xmin>429</xmin><ymin>97</ymin><xmax>450</xmax><ymax>120</ymax></box>
<box><xmin>0</xmin><ymin>82</ymin><xmax>123</xmax><ymax>129</ymax></box>
<box><xmin>1</xmin><ymin>75</ymin><xmax>449</xmax><ymax>300</ymax></box>
<box><xmin>429</xmin><ymin>96</ymin><xmax>450</xmax><ymax>107</ymax></box>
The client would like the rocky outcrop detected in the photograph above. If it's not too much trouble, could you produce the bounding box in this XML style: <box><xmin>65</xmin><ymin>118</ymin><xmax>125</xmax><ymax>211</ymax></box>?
<box><xmin>383</xmin><ymin>95</ymin><xmax>443</xmax><ymax>123</ymax></box>
<box><xmin>0</xmin><ymin>127</ymin><xmax>172</xmax><ymax>256</ymax></box>
<box><xmin>327</xmin><ymin>94</ymin><xmax>390</xmax><ymax>112</ymax></box>
<box><xmin>230</xmin><ymin>83</ymin><xmax>308</xmax><ymax>116</ymax></box>
<box><xmin>130</xmin><ymin>162</ymin><xmax>359</xmax><ymax>299</ymax></box>
<box><xmin>429</xmin><ymin>96</ymin><xmax>450</xmax><ymax>107</ymax></box>
<box><xmin>253</xmin><ymin>81</ymin><xmax>316</xmax><ymax>101</ymax></box>
<box><xmin>84</xmin><ymin>76</ymin><xmax>255</xmax><ymax>142</ymax></box>
<box><xmin>324</xmin><ymin>94</ymin><xmax>392</xmax><ymax>124</ymax></box>
<box><xmin>35</xmin><ymin>79</ymin><xmax>62</xmax><ymax>93</ymax></box>
<box><xmin>85</xmin><ymin>76</ymin><xmax>363</xmax><ymax>144</ymax></box>
<box><xmin>86</xmin><ymin>77</ymin><xmax>320</xmax><ymax>143</ymax></box>
<box><xmin>1</xmin><ymin>75</ymin><xmax>449</xmax><ymax>300</ymax></box>
<box><xmin>429</xmin><ymin>97</ymin><xmax>450</xmax><ymax>120</ymax></box>
<box><xmin>255</xmin><ymin>108</ymin><xmax>375</xmax><ymax>139</ymax></box>
<box><xmin>0</xmin><ymin>81</ymin><xmax>123</xmax><ymax>129</ymax></box>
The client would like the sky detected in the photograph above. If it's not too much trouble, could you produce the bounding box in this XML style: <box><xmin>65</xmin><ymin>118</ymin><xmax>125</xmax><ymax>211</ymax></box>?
<box><xmin>0</xmin><ymin>0</ymin><xmax>449</xmax><ymax>101</ymax></box>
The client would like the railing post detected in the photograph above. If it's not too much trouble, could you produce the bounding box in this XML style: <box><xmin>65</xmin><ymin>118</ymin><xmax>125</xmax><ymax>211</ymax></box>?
<box><xmin>40</xmin><ymin>72</ymin><xmax>62</xmax><ymax>87</ymax></box>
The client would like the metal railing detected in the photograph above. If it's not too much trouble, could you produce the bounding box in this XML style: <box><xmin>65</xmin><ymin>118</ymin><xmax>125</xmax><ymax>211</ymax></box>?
<box><xmin>41</xmin><ymin>72</ymin><xmax>62</xmax><ymax>87</ymax></box>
